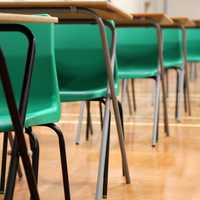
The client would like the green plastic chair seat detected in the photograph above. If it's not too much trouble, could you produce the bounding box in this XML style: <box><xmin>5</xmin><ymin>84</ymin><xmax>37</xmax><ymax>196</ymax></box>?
<box><xmin>118</xmin><ymin>64</ymin><xmax>158</xmax><ymax>79</ymax></box>
<box><xmin>164</xmin><ymin>59</ymin><xmax>183</xmax><ymax>69</ymax></box>
<box><xmin>55</xmin><ymin>23</ymin><xmax>119</xmax><ymax>102</ymax></box>
<box><xmin>187</xmin><ymin>28</ymin><xmax>200</xmax><ymax>62</ymax></box>
<box><xmin>0</xmin><ymin>98</ymin><xmax>59</xmax><ymax>132</ymax></box>
<box><xmin>116</xmin><ymin>27</ymin><xmax>159</xmax><ymax>80</ymax></box>
<box><xmin>187</xmin><ymin>56</ymin><xmax>200</xmax><ymax>62</ymax></box>
<box><xmin>59</xmin><ymin>77</ymin><xmax>118</xmax><ymax>102</ymax></box>
<box><xmin>163</xmin><ymin>28</ymin><xmax>183</xmax><ymax>69</ymax></box>
<box><xmin>0</xmin><ymin>21</ymin><xmax>61</xmax><ymax>132</ymax></box>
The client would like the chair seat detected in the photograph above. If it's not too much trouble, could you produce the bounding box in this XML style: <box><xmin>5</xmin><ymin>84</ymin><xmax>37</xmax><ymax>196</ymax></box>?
<box><xmin>0</xmin><ymin>99</ymin><xmax>60</xmax><ymax>132</ymax></box>
<box><xmin>60</xmin><ymin>78</ymin><xmax>119</xmax><ymax>102</ymax></box>
<box><xmin>118</xmin><ymin>65</ymin><xmax>158</xmax><ymax>79</ymax></box>
<box><xmin>164</xmin><ymin>59</ymin><xmax>183</xmax><ymax>69</ymax></box>
<box><xmin>187</xmin><ymin>56</ymin><xmax>200</xmax><ymax>63</ymax></box>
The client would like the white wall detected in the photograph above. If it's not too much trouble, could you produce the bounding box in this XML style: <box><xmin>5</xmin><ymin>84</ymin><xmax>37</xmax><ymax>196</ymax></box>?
<box><xmin>166</xmin><ymin>0</ymin><xmax>200</xmax><ymax>19</ymax></box>
<box><xmin>144</xmin><ymin>0</ymin><xmax>200</xmax><ymax>19</ymax></box>
<box><xmin>112</xmin><ymin>0</ymin><xmax>144</xmax><ymax>12</ymax></box>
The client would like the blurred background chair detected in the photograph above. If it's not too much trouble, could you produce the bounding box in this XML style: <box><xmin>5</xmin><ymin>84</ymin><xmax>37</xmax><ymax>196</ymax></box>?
<box><xmin>116</xmin><ymin>26</ymin><xmax>168</xmax><ymax>146</ymax></box>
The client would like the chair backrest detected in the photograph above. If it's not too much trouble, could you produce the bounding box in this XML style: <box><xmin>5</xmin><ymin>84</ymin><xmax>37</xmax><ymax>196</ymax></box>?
<box><xmin>116</xmin><ymin>27</ymin><xmax>159</xmax><ymax>71</ymax></box>
<box><xmin>187</xmin><ymin>28</ymin><xmax>200</xmax><ymax>62</ymax></box>
<box><xmin>0</xmin><ymin>20</ymin><xmax>60</xmax><ymax>126</ymax></box>
<box><xmin>163</xmin><ymin>28</ymin><xmax>183</xmax><ymax>68</ymax></box>
<box><xmin>55</xmin><ymin>22</ymin><xmax>118</xmax><ymax>101</ymax></box>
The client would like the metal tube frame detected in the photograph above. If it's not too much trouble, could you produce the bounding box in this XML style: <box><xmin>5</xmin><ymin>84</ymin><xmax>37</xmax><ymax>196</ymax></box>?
<box><xmin>0</xmin><ymin>24</ymin><xmax>39</xmax><ymax>199</ymax></box>
<box><xmin>153</xmin><ymin>21</ymin><xmax>170</xmax><ymax>137</ymax></box>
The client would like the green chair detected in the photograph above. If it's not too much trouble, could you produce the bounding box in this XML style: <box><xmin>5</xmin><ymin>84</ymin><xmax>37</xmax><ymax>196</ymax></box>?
<box><xmin>0</xmin><ymin>21</ymin><xmax>70</xmax><ymax>199</ymax></box>
<box><xmin>187</xmin><ymin>27</ymin><xmax>200</xmax><ymax>63</ymax></box>
<box><xmin>116</xmin><ymin>26</ymin><xmax>167</xmax><ymax>146</ymax></box>
<box><xmin>187</xmin><ymin>27</ymin><xmax>200</xmax><ymax>80</ymax></box>
<box><xmin>54</xmin><ymin>22</ymin><xmax>129</xmax><ymax>200</ymax></box>
<box><xmin>163</xmin><ymin>27</ymin><xmax>185</xmax><ymax>122</ymax></box>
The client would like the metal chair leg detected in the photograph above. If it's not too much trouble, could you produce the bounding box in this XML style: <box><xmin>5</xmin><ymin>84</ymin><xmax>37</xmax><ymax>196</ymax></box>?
<box><xmin>117</xmin><ymin>100</ymin><xmax>126</xmax><ymax>177</ymax></box>
<box><xmin>102</xmin><ymin>111</ymin><xmax>111</xmax><ymax>199</ymax></box>
<box><xmin>118</xmin><ymin>101</ymin><xmax>125</xmax><ymax>138</ymax></box>
<box><xmin>0</xmin><ymin>132</ymin><xmax>25</xmax><ymax>195</ymax></box>
<box><xmin>26</xmin><ymin>128</ymin><xmax>40</xmax><ymax>184</ymax></box>
<box><xmin>183</xmin><ymin>79</ymin><xmax>188</xmax><ymax>113</ymax></box>
<box><xmin>194</xmin><ymin>63</ymin><xmax>198</xmax><ymax>80</ymax></box>
<box><xmin>165</xmin><ymin>69</ymin><xmax>169</xmax><ymax>98</ymax></box>
<box><xmin>156</xmin><ymin>96</ymin><xmax>160</xmax><ymax>143</ymax></box>
<box><xmin>190</xmin><ymin>63</ymin><xmax>195</xmax><ymax>81</ymax></box>
<box><xmin>86</xmin><ymin>101</ymin><xmax>93</xmax><ymax>141</ymax></box>
<box><xmin>99</xmin><ymin>101</ymin><xmax>104</xmax><ymax>130</ymax></box>
<box><xmin>88</xmin><ymin>104</ymin><xmax>94</xmax><ymax>136</ymax></box>
<box><xmin>161</xmin><ymin>72</ymin><xmax>170</xmax><ymax>137</ymax></box>
<box><xmin>75</xmin><ymin>101</ymin><xmax>86</xmax><ymax>145</ymax></box>
<box><xmin>131</xmin><ymin>79</ymin><xmax>136</xmax><ymax>112</ymax></box>
<box><xmin>152</xmin><ymin>75</ymin><xmax>161</xmax><ymax>147</ymax></box>
<box><xmin>185</xmin><ymin>64</ymin><xmax>192</xmax><ymax>116</ymax></box>
<box><xmin>190</xmin><ymin>63</ymin><xmax>198</xmax><ymax>81</ymax></box>
<box><xmin>126</xmin><ymin>80</ymin><xmax>133</xmax><ymax>115</ymax></box>
<box><xmin>175</xmin><ymin>70</ymin><xmax>179</xmax><ymax>120</ymax></box>
<box><xmin>121</xmin><ymin>79</ymin><xmax>127</xmax><ymax>108</ymax></box>
<box><xmin>8</xmin><ymin>133</ymin><xmax>23</xmax><ymax>179</ymax></box>
<box><xmin>0</xmin><ymin>132</ymin><xmax>8</xmax><ymax>194</ymax></box>
<box><xmin>95</xmin><ymin>98</ymin><xmax>111</xmax><ymax>200</ymax></box>
<box><xmin>176</xmin><ymin>69</ymin><xmax>184</xmax><ymax>122</ymax></box>
<box><xmin>97</xmin><ymin>18</ymin><xmax>130</xmax><ymax>184</ymax></box>
<box><xmin>44</xmin><ymin>124</ymin><xmax>71</xmax><ymax>200</ymax></box>
<box><xmin>4</xmin><ymin>137</ymin><xmax>19</xmax><ymax>200</ymax></box>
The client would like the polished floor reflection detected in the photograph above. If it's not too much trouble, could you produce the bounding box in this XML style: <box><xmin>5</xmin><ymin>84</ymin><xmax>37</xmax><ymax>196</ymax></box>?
<box><xmin>1</xmin><ymin>69</ymin><xmax>200</xmax><ymax>200</ymax></box>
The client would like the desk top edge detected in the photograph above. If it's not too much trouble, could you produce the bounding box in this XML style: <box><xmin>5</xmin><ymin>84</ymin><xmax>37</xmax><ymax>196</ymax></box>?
<box><xmin>0</xmin><ymin>12</ymin><xmax>58</xmax><ymax>23</ymax></box>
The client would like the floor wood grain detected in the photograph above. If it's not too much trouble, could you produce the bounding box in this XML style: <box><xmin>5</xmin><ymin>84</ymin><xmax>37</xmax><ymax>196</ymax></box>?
<box><xmin>1</xmin><ymin>69</ymin><xmax>200</xmax><ymax>199</ymax></box>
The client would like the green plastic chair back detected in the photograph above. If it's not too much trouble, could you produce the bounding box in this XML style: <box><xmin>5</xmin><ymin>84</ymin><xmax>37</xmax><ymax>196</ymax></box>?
<box><xmin>163</xmin><ymin>28</ymin><xmax>183</xmax><ymax>69</ymax></box>
<box><xmin>0</xmin><ymin>21</ymin><xmax>60</xmax><ymax>132</ymax></box>
<box><xmin>54</xmin><ymin>22</ymin><xmax>118</xmax><ymax>102</ymax></box>
<box><xmin>116</xmin><ymin>27</ymin><xmax>159</xmax><ymax>79</ymax></box>
<box><xmin>187</xmin><ymin>28</ymin><xmax>200</xmax><ymax>62</ymax></box>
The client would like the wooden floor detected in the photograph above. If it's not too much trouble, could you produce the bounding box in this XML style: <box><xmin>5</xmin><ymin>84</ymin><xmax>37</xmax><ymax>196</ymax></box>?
<box><xmin>1</xmin><ymin>69</ymin><xmax>200</xmax><ymax>200</ymax></box>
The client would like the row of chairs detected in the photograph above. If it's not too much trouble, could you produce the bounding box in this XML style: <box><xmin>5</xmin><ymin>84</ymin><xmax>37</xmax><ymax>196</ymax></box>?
<box><xmin>76</xmin><ymin>23</ymin><xmax>200</xmax><ymax>147</ymax></box>
<box><xmin>0</xmin><ymin>15</ymin><xmax>200</xmax><ymax>199</ymax></box>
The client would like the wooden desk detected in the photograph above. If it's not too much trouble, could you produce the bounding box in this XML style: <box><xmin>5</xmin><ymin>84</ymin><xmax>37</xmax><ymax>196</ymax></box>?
<box><xmin>117</xmin><ymin>13</ymin><xmax>174</xmax><ymax>26</ymax></box>
<box><xmin>0</xmin><ymin>0</ymin><xmax>133</xmax><ymax>23</ymax></box>
<box><xmin>192</xmin><ymin>19</ymin><xmax>200</xmax><ymax>27</ymax></box>
<box><xmin>0</xmin><ymin>12</ymin><xmax>58</xmax><ymax>23</ymax></box>
<box><xmin>132</xmin><ymin>13</ymin><xmax>174</xmax><ymax>26</ymax></box>
<box><xmin>171</xmin><ymin>17</ymin><xmax>195</xmax><ymax>27</ymax></box>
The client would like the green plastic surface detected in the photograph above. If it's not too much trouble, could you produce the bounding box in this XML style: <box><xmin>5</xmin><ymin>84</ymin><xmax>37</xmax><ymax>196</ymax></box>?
<box><xmin>187</xmin><ymin>28</ymin><xmax>200</xmax><ymax>62</ymax></box>
<box><xmin>116</xmin><ymin>27</ymin><xmax>159</xmax><ymax>79</ymax></box>
<box><xmin>55</xmin><ymin>22</ymin><xmax>119</xmax><ymax>102</ymax></box>
<box><xmin>163</xmin><ymin>28</ymin><xmax>183</xmax><ymax>69</ymax></box>
<box><xmin>0</xmin><ymin>22</ymin><xmax>61</xmax><ymax>132</ymax></box>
